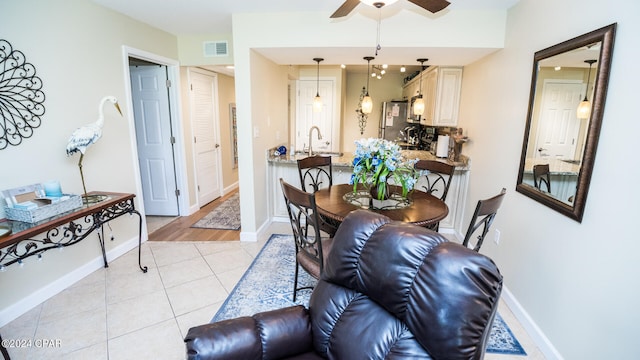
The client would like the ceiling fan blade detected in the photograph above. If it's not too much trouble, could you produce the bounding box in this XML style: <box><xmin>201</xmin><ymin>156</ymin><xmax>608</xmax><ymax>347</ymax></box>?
<box><xmin>408</xmin><ymin>0</ymin><xmax>451</xmax><ymax>13</ymax></box>
<box><xmin>330</xmin><ymin>0</ymin><xmax>361</xmax><ymax>18</ymax></box>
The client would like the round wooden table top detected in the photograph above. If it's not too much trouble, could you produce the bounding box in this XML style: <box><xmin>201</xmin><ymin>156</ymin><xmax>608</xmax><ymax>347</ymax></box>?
<box><xmin>314</xmin><ymin>184</ymin><xmax>449</xmax><ymax>228</ymax></box>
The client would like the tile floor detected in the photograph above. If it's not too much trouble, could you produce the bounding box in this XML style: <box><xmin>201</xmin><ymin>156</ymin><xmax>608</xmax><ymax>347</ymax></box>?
<box><xmin>1</xmin><ymin>221</ymin><xmax>546</xmax><ymax>359</ymax></box>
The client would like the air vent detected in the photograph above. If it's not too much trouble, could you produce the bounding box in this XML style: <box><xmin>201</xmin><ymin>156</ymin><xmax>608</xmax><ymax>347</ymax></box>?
<box><xmin>203</xmin><ymin>41</ymin><xmax>228</xmax><ymax>57</ymax></box>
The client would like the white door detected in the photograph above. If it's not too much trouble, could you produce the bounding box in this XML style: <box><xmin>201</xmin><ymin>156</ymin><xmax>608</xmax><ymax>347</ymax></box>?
<box><xmin>129</xmin><ymin>65</ymin><xmax>179</xmax><ymax>216</ymax></box>
<box><xmin>296</xmin><ymin>79</ymin><xmax>334</xmax><ymax>153</ymax></box>
<box><xmin>190</xmin><ymin>69</ymin><xmax>222</xmax><ymax>205</ymax></box>
<box><xmin>534</xmin><ymin>81</ymin><xmax>583</xmax><ymax>159</ymax></box>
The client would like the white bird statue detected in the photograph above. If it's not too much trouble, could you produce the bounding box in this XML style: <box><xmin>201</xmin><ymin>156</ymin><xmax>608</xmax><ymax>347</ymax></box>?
<box><xmin>66</xmin><ymin>96</ymin><xmax>122</xmax><ymax>202</ymax></box>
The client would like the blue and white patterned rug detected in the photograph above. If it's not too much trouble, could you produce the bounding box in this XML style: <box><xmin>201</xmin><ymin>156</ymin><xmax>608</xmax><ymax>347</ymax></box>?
<box><xmin>213</xmin><ymin>234</ymin><xmax>526</xmax><ymax>356</ymax></box>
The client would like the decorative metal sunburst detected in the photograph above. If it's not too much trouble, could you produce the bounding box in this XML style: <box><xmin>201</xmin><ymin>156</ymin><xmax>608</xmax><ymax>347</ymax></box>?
<box><xmin>0</xmin><ymin>39</ymin><xmax>46</xmax><ymax>150</ymax></box>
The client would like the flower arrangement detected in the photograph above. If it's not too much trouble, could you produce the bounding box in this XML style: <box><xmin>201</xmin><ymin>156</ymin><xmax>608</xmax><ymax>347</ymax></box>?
<box><xmin>349</xmin><ymin>138</ymin><xmax>419</xmax><ymax>200</ymax></box>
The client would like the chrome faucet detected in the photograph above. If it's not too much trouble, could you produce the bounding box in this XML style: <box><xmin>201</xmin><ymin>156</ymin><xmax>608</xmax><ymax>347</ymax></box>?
<box><xmin>308</xmin><ymin>126</ymin><xmax>322</xmax><ymax>156</ymax></box>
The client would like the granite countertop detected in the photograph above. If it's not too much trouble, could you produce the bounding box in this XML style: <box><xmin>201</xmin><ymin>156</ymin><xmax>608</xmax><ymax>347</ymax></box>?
<box><xmin>267</xmin><ymin>148</ymin><xmax>469</xmax><ymax>170</ymax></box>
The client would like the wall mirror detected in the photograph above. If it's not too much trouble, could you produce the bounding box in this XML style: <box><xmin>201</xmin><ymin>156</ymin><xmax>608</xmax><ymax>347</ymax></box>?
<box><xmin>516</xmin><ymin>23</ymin><xmax>616</xmax><ymax>222</ymax></box>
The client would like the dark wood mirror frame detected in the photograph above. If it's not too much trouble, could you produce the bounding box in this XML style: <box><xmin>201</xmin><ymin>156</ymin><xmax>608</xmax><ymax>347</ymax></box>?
<box><xmin>516</xmin><ymin>23</ymin><xmax>617</xmax><ymax>222</ymax></box>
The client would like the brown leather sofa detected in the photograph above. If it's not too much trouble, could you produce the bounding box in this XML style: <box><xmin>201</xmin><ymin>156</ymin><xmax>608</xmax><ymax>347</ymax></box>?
<box><xmin>185</xmin><ymin>210</ymin><xmax>503</xmax><ymax>359</ymax></box>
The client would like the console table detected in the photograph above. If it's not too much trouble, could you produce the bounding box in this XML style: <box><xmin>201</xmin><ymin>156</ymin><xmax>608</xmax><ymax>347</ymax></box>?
<box><xmin>0</xmin><ymin>192</ymin><xmax>147</xmax><ymax>272</ymax></box>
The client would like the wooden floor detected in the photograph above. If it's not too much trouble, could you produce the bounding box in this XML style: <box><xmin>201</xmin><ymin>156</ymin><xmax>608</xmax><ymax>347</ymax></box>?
<box><xmin>148</xmin><ymin>189</ymin><xmax>241</xmax><ymax>242</ymax></box>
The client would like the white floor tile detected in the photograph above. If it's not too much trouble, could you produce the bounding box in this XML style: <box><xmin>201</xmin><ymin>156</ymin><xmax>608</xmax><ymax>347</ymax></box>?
<box><xmin>107</xmin><ymin>289</ymin><xmax>174</xmax><ymax>338</ymax></box>
<box><xmin>108</xmin><ymin>319</ymin><xmax>184</xmax><ymax>360</ymax></box>
<box><xmin>157</xmin><ymin>256</ymin><xmax>214</xmax><ymax>289</ymax></box>
<box><xmin>164</xmin><ymin>275</ymin><xmax>228</xmax><ymax>317</ymax></box>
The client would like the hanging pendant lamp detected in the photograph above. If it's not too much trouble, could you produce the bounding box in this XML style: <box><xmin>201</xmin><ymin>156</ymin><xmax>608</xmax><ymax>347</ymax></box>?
<box><xmin>413</xmin><ymin>58</ymin><xmax>428</xmax><ymax>117</ymax></box>
<box><xmin>362</xmin><ymin>56</ymin><xmax>374</xmax><ymax>114</ymax></box>
<box><xmin>576</xmin><ymin>59</ymin><xmax>597</xmax><ymax>119</ymax></box>
<box><xmin>313</xmin><ymin>58</ymin><xmax>324</xmax><ymax>112</ymax></box>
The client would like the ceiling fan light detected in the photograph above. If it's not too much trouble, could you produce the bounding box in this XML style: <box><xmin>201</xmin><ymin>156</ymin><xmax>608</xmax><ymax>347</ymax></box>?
<box><xmin>576</xmin><ymin>99</ymin><xmax>591</xmax><ymax>119</ymax></box>
<box><xmin>360</xmin><ymin>0</ymin><xmax>399</xmax><ymax>7</ymax></box>
<box><xmin>413</xmin><ymin>96</ymin><xmax>425</xmax><ymax>116</ymax></box>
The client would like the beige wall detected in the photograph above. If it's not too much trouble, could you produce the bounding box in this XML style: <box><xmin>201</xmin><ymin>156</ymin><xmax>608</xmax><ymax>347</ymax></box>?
<box><xmin>0</xmin><ymin>0</ymin><xmax>178</xmax><ymax>323</ymax></box>
<box><xmin>342</xmin><ymin>71</ymin><xmax>407</xmax><ymax>152</ymax></box>
<box><xmin>457</xmin><ymin>0</ymin><xmax>638</xmax><ymax>358</ymax></box>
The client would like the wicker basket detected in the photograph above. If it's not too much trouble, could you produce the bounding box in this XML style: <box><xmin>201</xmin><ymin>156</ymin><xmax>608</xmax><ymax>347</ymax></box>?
<box><xmin>2</xmin><ymin>184</ymin><xmax>83</xmax><ymax>223</ymax></box>
<box><xmin>4</xmin><ymin>194</ymin><xmax>83</xmax><ymax>223</ymax></box>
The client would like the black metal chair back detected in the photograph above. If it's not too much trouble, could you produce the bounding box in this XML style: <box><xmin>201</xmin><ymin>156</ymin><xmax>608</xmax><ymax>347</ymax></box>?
<box><xmin>297</xmin><ymin>156</ymin><xmax>333</xmax><ymax>193</ymax></box>
<box><xmin>414</xmin><ymin>160</ymin><xmax>455</xmax><ymax>202</ymax></box>
<box><xmin>280</xmin><ymin>178</ymin><xmax>332</xmax><ymax>302</ymax></box>
<box><xmin>533</xmin><ymin>164</ymin><xmax>551</xmax><ymax>193</ymax></box>
<box><xmin>462</xmin><ymin>188</ymin><xmax>507</xmax><ymax>252</ymax></box>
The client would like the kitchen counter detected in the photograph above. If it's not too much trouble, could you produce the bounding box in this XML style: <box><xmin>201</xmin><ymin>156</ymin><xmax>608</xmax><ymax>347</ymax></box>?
<box><xmin>267</xmin><ymin>147</ymin><xmax>470</xmax><ymax>234</ymax></box>
<box><xmin>523</xmin><ymin>157</ymin><xmax>580</xmax><ymax>175</ymax></box>
<box><xmin>267</xmin><ymin>149</ymin><xmax>469</xmax><ymax>170</ymax></box>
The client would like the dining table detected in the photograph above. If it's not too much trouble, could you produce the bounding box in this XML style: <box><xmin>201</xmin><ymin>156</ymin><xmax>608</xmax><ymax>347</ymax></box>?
<box><xmin>314</xmin><ymin>183</ymin><xmax>449</xmax><ymax>229</ymax></box>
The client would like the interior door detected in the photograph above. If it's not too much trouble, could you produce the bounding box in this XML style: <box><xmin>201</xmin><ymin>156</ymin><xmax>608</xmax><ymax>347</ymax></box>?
<box><xmin>129</xmin><ymin>65</ymin><xmax>179</xmax><ymax>216</ymax></box>
<box><xmin>190</xmin><ymin>69</ymin><xmax>222</xmax><ymax>206</ymax></box>
<box><xmin>296</xmin><ymin>79</ymin><xmax>334</xmax><ymax>153</ymax></box>
<box><xmin>534</xmin><ymin>81</ymin><xmax>583</xmax><ymax>159</ymax></box>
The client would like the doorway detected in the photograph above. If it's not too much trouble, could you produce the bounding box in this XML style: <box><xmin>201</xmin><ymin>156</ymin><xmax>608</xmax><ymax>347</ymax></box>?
<box><xmin>534</xmin><ymin>80</ymin><xmax>584</xmax><ymax>160</ymax></box>
<box><xmin>188</xmin><ymin>68</ymin><xmax>223</xmax><ymax>206</ymax></box>
<box><xmin>122</xmin><ymin>46</ymin><xmax>188</xmax><ymax>224</ymax></box>
<box><xmin>295</xmin><ymin>79</ymin><xmax>335</xmax><ymax>153</ymax></box>
<box><xmin>129</xmin><ymin>60</ymin><xmax>179</xmax><ymax>216</ymax></box>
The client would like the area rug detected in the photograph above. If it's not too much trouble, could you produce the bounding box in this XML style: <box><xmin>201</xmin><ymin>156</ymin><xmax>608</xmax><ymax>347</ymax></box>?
<box><xmin>191</xmin><ymin>193</ymin><xmax>240</xmax><ymax>230</ymax></box>
<box><xmin>213</xmin><ymin>234</ymin><xmax>527</xmax><ymax>356</ymax></box>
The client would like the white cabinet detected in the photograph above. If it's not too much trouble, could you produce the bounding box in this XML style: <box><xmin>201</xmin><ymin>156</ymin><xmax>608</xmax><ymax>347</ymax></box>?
<box><xmin>403</xmin><ymin>66</ymin><xmax>463</xmax><ymax>127</ymax></box>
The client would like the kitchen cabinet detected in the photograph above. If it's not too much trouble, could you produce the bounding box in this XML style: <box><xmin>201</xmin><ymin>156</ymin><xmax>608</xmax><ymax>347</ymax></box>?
<box><xmin>403</xmin><ymin>66</ymin><xmax>463</xmax><ymax>127</ymax></box>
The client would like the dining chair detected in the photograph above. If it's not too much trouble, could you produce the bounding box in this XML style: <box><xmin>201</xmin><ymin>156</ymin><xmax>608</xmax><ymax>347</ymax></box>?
<box><xmin>297</xmin><ymin>155</ymin><xmax>338</xmax><ymax>237</ymax></box>
<box><xmin>414</xmin><ymin>160</ymin><xmax>455</xmax><ymax>201</ymax></box>
<box><xmin>533</xmin><ymin>164</ymin><xmax>551</xmax><ymax>193</ymax></box>
<box><xmin>280</xmin><ymin>178</ymin><xmax>334</xmax><ymax>302</ymax></box>
<box><xmin>462</xmin><ymin>188</ymin><xmax>506</xmax><ymax>252</ymax></box>
<box><xmin>414</xmin><ymin>160</ymin><xmax>455</xmax><ymax>231</ymax></box>
<box><xmin>297</xmin><ymin>155</ymin><xmax>333</xmax><ymax>193</ymax></box>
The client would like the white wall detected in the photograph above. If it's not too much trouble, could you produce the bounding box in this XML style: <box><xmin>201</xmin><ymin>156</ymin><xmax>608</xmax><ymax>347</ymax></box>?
<box><xmin>0</xmin><ymin>0</ymin><xmax>178</xmax><ymax>325</ymax></box>
<box><xmin>457</xmin><ymin>0</ymin><xmax>639</xmax><ymax>358</ymax></box>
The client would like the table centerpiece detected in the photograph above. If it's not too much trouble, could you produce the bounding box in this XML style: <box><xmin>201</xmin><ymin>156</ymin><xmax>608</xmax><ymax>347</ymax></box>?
<box><xmin>348</xmin><ymin>138</ymin><xmax>420</xmax><ymax>209</ymax></box>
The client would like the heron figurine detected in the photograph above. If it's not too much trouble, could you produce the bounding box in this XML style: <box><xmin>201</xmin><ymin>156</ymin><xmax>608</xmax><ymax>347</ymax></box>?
<box><xmin>66</xmin><ymin>96</ymin><xmax>122</xmax><ymax>204</ymax></box>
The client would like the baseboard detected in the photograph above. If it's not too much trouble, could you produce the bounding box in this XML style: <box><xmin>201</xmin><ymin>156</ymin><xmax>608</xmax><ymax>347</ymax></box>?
<box><xmin>240</xmin><ymin>216</ymin><xmax>272</xmax><ymax>242</ymax></box>
<box><xmin>0</xmin><ymin>235</ymin><xmax>144</xmax><ymax>328</ymax></box>
<box><xmin>501</xmin><ymin>285</ymin><xmax>564</xmax><ymax>360</ymax></box>
<box><xmin>223</xmin><ymin>182</ymin><xmax>239</xmax><ymax>195</ymax></box>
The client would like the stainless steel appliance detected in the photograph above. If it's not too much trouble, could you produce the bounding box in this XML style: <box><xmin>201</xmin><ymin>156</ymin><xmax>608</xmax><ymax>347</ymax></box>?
<box><xmin>378</xmin><ymin>101</ymin><xmax>410</xmax><ymax>142</ymax></box>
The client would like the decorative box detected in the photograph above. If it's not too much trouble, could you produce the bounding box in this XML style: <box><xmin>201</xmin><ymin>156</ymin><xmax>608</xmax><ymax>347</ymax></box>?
<box><xmin>2</xmin><ymin>184</ymin><xmax>83</xmax><ymax>223</ymax></box>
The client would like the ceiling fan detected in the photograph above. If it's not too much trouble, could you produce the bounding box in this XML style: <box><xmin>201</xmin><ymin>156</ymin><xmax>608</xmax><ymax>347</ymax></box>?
<box><xmin>330</xmin><ymin>0</ymin><xmax>451</xmax><ymax>18</ymax></box>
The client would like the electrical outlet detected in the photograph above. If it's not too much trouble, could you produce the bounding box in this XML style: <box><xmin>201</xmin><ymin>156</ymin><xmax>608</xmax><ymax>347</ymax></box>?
<box><xmin>494</xmin><ymin>229</ymin><xmax>501</xmax><ymax>245</ymax></box>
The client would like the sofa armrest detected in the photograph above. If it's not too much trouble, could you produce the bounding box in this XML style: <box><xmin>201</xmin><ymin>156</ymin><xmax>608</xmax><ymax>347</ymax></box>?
<box><xmin>185</xmin><ymin>305</ymin><xmax>313</xmax><ymax>360</ymax></box>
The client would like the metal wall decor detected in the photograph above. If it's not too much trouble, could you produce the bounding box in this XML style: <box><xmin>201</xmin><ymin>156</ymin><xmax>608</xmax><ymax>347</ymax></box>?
<box><xmin>0</xmin><ymin>39</ymin><xmax>46</xmax><ymax>150</ymax></box>
<box><xmin>356</xmin><ymin>86</ymin><xmax>368</xmax><ymax>135</ymax></box>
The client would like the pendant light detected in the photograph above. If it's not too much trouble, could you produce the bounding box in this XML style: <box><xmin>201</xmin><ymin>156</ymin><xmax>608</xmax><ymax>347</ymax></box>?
<box><xmin>362</xmin><ymin>56</ymin><xmax>374</xmax><ymax>114</ymax></box>
<box><xmin>413</xmin><ymin>58</ymin><xmax>428</xmax><ymax>117</ymax></box>
<box><xmin>313</xmin><ymin>58</ymin><xmax>323</xmax><ymax>112</ymax></box>
<box><xmin>576</xmin><ymin>59</ymin><xmax>597</xmax><ymax>119</ymax></box>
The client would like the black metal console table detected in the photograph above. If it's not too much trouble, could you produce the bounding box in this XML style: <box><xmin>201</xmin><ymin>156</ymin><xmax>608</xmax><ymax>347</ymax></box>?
<box><xmin>0</xmin><ymin>192</ymin><xmax>147</xmax><ymax>272</ymax></box>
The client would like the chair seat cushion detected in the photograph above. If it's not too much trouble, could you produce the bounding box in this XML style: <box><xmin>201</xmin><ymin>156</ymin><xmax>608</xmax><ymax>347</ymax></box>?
<box><xmin>296</xmin><ymin>237</ymin><xmax>333</xmax><ymax>279</ymax></box>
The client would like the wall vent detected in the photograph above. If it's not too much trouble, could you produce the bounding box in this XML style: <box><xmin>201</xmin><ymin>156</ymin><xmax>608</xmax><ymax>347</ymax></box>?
<box><xmin>203</xmin><ymin>41</ymin><xmax>228</xmax><ymax>57</ymax></box>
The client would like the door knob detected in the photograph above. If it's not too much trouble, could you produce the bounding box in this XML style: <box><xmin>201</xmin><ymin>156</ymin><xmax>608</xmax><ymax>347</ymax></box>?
<box><xmin>215</xmin><ymin>144</ymin><xmax>220</xmax><ymax>148</ymax></box>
